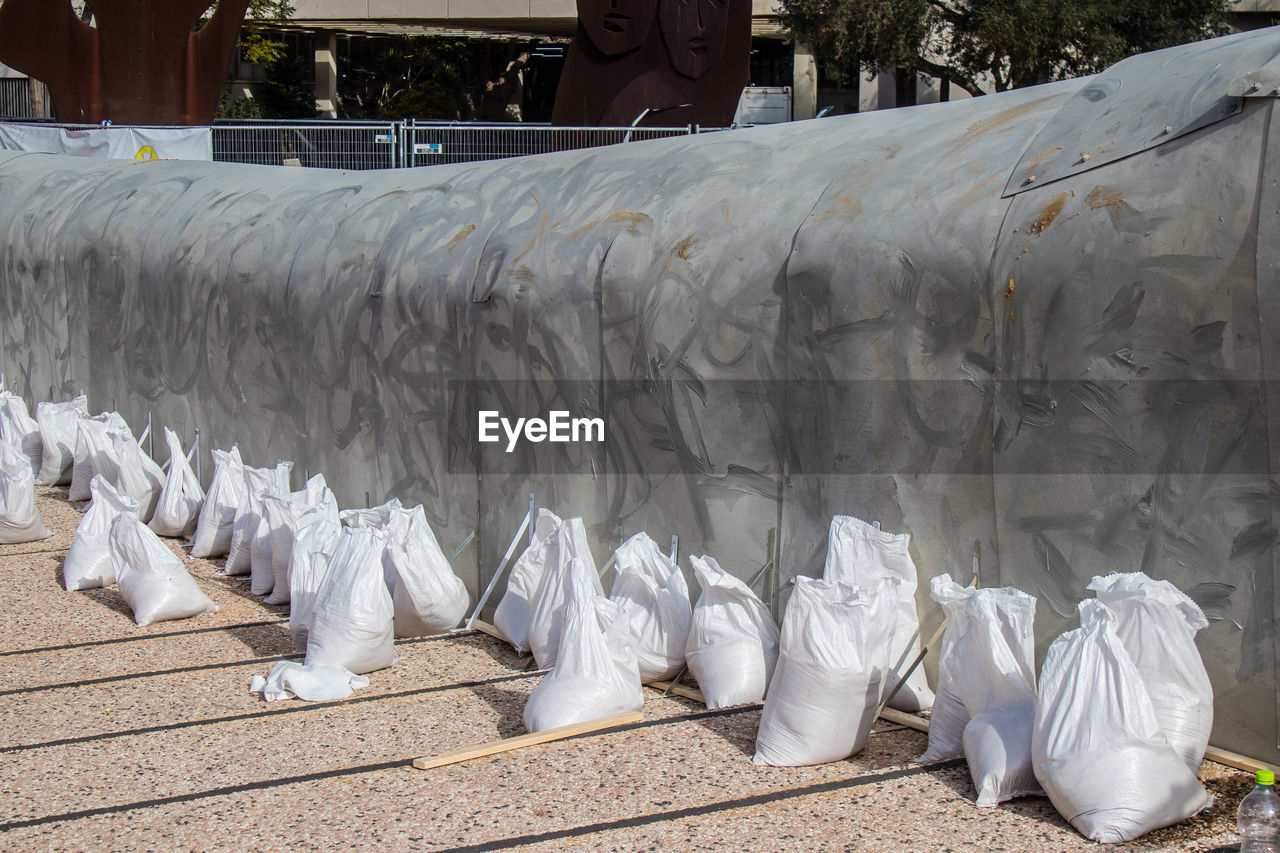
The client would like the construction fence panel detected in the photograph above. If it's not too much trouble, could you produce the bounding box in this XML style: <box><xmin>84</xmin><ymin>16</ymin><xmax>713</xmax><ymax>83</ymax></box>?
<box><xmin>210</xmin><ymin>120</ymin><xmax>399</xmax><ymax>170</ymax></box>
<box><xmin>402</xmin><ymin>122</ymin><xmax>697</xmax><ymax>168</ymax></box>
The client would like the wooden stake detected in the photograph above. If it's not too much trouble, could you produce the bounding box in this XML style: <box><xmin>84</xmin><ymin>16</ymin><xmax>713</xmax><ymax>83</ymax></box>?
<box><xmin>412</xmin><ymin>709</ymin><xmax>644</xmax><ymax>770</ymax></box>
<box><xmin>646</xmin><ymin>680</ymin><xmax>705</xmax><ymax>704</ymax></box>
<box><xmin>1204</xmin><ymin>745</ymin><xmax>1280</xmax><ymax>775</ymax></box>
<box><xmin>470</xmin><ymin>619</ymin><xmax>505</xmax><ymax>642</ymax></box>
<box><xmin>877</xmin><ymin>707</ymin><xmax>930</xmax><ymax>733</ymax></box>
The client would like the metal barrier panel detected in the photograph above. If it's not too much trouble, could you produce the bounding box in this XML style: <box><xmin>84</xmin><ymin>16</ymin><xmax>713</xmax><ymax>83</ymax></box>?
<box><xmin>0</xmin><ymin>79</ymin><xmax>51</xmax><ymax>120</ymax></box>
<box><xmin>403</xmin><ymin>122</ymin><xmax>697</xmax><ymax>167</ymax></box>
<box><xmin>210</xmin><ymin>120</ymin><xmax>399</xmax><ymax>169</ymax></box>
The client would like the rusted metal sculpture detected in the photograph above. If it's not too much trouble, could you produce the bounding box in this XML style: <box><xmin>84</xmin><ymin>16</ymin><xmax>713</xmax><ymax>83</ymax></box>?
<box><xmin>552</xmin><ymin>0</ymin><xmax>749</xmax><ymax>127</ymax></box>
<box><xmin>0</xmin><ymin>0</ymin><xmax>250</xmax><ymax>125</ymax></box>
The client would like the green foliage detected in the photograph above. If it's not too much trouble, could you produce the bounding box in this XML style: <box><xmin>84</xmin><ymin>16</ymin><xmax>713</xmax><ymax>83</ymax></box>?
<box><xmin>338</xmin><ymin>36</ymin><xmax>476</xmax><ymax>120</ymax></box>
<box><xmin>217</xmin><ymin>53</ymin><xmax>315</xmax><ymax>119</ymax></box>
<box><xmin>779</xmin><ymin>0</ymin><xmax>1233</xmax><ymax>94</ymax></box>
<box><xmin>239</xmin><ymin>0</ymin><xmax>294</xmax><ymax>67</ymax></box>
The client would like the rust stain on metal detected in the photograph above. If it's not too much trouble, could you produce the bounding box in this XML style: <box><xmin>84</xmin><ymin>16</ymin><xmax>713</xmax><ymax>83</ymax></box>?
<box><xmin>814</xmin><ymin>195</ymin><xmax>864</xmax><ymax>222</ymax></box>
<box><xmin>563</xmin><ymin>211</ymin><xmax>650</xmax><ymax>242</ymax></box>
<box><xmin>1026</xmin><ymin>191</ymin><xmax>1073</xmax><ymax>234</ymax></box>
<box><xmin>447</xmin><ymin>224</ymin><xmax>478</xmax><ymax>250</ymax></box>
<box><xmin>1005</xmin><ymin>277</ymin><xmax>1016</xmax><ymax>300</ymax></box>
<box><xmin>675</xmin><ymin>235</ymin><xmax>696</xmax><ymax>260</ymax></box>
<box><xmin>1026</xmin><ymin>145</ymin><xmax>1066</xmax><ymax>170</ymax></box>
<box><xmin>964</xmin><ymin>97</ymin><xmax>1054</xmax><ymax>139</ymax></box>
<box><xmin>1087</xmin><ymin>185</ymin><xmax>1125</xmax><ymax>209</ymax></box>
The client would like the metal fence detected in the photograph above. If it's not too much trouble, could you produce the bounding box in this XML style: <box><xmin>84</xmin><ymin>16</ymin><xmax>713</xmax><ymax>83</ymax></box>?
<box><xmin>0</xmin><ymin>118</ymin><xmax>715</xmax><ymax>170</ymax></box>
<box><xmin>0</xmin><ymin>79</ymin><xmax>51</xmax><ymax>121</ymax></box>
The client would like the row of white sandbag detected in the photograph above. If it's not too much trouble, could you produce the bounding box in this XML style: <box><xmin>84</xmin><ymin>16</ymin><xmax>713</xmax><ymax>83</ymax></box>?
<box><xmin>0</xmin><ymin>389</ymin><xmax>55</xmax><ymax>542</ymax></box>
<box><xmin>914</xmin><ymin>570</ymin><xmax>1213</xmax><ymax>844</ymax></box>
<box><xmin>494</xmin><ymin>513</ymin><xmax>935</xmax><ymax>715</ymax></box>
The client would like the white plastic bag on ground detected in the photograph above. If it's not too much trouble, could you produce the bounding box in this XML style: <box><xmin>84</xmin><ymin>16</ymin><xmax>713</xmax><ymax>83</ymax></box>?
<box><xmin>0</xmin><ymin>390</ymin><xmax>42</xmax><ymax>477</ymax></box>
<box><xmin>918</xmin><ymin>574</ymin><xmax>1042</xmax><ymax>806</ymax></box>
<box><xmin>35</xmin><ymin>395</ymin><xmax>88</xmax><ymax>485</ymax></box>
<box><xmin>112</xmin><ymin>430</ymin><xmax>165</xmax><ymax>523</ymax></box>
<box><xmin>110</xmin><ymin>510</ymin><xmax>218</xmax><ymax>626</ymax></box>
<box><xmin>493</xmin><ymin>508</ymin><xmax>561</xmax><ymax>653</ymax></box>
<box><xmin>190</xmin><ymin>446</ymin><xmax>245</xmax><ymax>557</ymax></box>
<box><xmin>0</xmin><ymin>439</ymin><xmax>51</xmax><ymax>543</ymax></box>
<box><xmin>385</xmin><ymin>505</ymin><xmax>470</xmax><ymax>636</ymax></box>
<box><xmin>70</xmin><ymin>412</ymin><xmax>129</xmax><ymax>502</ymax></box>
<box><xmin>523</xmin><ymin>557</ymin><xmax>644</xmax><ymax>732</ymax></box>
<box><xmin>1087</xmin><ymin>572</ymin><xmax>1213</xmax><ymax>773</ymax></box>
<box><xmin>823</xmin><ymin>515</ymin><xmax>934</xmax><ymax>712</ymax></box>
<box><xmin>608</xmin><ymin>531</ymin><xmax>691</xmax><ymax>683</ymax></box>
<box><xmin>63</xmin><ymin>475</ymin><xmax>138</xmax><ymax>590</ymax></box>
<box><xmin>288</xmin><ymin>516</ymin><xmax>343</xmax><ymax>653</ymax></box>
<box><xmin>685</xmin><ymin>554</ymin><xmax>780</xmax><ymax>709</ymax></box>
<box><xmin>1032</xmin><ymin>599</ymin><xmax>1211</xmax><ymax>843</ymax></box>
<box><xmin>753</xmin><ymin>577</ymin><xmax>896</xmax><ymax>766</ymax></box>
<box><xmin>249</xmin><ymin>660</ymin><xmax>369</xmax><ymax>702</ymax></box>
<box><xmin>305</xmin><ymin>526</ymin><xmax>397</xmax><ymax>674</ymax></box>
<box><xmin>148</xmin><ymin>428</ymin><xmax>205</xmax><ymax>539</ymax></box>
<box><xmin>225</xmin><ymin>460</ymin><xmax>292</xmax><ymax>577</ymax></box>
<box><xmin>528</xmin><ymin>517</ymin><xmax>603</xmax><ymax>669</ymax></box>
<box><xmin>260</xmin><ymin>474</ymin><xmax>338</xmax><ymax>606</ymax></box>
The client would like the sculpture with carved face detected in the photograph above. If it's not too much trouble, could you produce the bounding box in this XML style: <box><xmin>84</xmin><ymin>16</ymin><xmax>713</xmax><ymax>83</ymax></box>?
<box><xmin>658</xmin><ymin>0</ymin><xmax>730</xmax><ymax>80</ymax></box>
<box><xmin>578</xmin><ymin>0</ymin><xmax>660</xmax><ymax>55</ymax></box>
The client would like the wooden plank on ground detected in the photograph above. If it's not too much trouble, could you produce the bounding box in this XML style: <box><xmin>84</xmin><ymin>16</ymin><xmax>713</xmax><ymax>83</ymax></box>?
<box><xmin>412</xmin><ymin>709</ymin><xmax>644</xmax><ymax>770</ymax></box>
<box><xmin>471</xmin><ymin>619</ymin><xmax>505</xmax><ymax>641</ymax></box>
<box><xmin>878</xmin><ymin>707</ymin><xmax>930</xmax><ymax>733</ymax></box>
<box><xmin>645</xmin><ymin>680</ymin><xmax>705</xmax><ymax>704</ymax></box>
<box><xmin>1205</xmin><ymin>745</ymin><xmax>1280</xmax><ymax>775</ymax></box>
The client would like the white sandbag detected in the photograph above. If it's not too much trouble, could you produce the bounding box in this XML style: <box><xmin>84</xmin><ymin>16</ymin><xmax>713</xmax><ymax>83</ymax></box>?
<box><xmin>385</xmin><ymin>505</ymin><xmax>470</xmax><ymax>636</ymax></box>
<box><xmin>148</xmin><ymin>428</ymin><xmax>205</xmax><ymax>539</ymax></box>
<box><xmin>753</xmin><ymin>577</ymin><xmax>896</xmax><ymax>766</ymax></box>
<box><xmin>1032</xmin><ymin>599</ymin><xmax>1211</xmax><ymax>843</ymax></box>
<box><xmin>0</xmin><ymin>439</ymin><xmax>51</xmax><ymax>543</ymax></box>
<box><xmin>608</xmin><ymin>531</ymin><xmax>691</xmax><ymax>683</ymax></box>
<box><xmin>35</xmin><ymin>394</ymin><xmax>88</xmax><ymax>485</ymax></box>
<box><xmin>1087</xmin><ymin>572</ymin><xmax>1213</xmax><ymax>773</ymax></box>
<box><xmin>190</xmin><ymin>446</ymin><xmax>245</xmax><ymax>557</ymax></box>
<box><xmin>338</xmin><ymin>497</ymin><xmax>403</xmax><ymax>529</ymax></box>
<box><xmin>225</xmin><ymin>460</ymin><xmax>292</xmax><ymax>577</ymax></box>
<box><xmin>918</xmin><ymin>574</ymin><xmax>1042</xmax><ymax>806</ymax></box>
<box><xmin>523</xmin><ymin>557</ymin><xmax>644</xmax><ymax>733</ymax></box>
<box><xmin>109</xmin><ymin>510</ymin><xmax>218</xmax><ymax>626</ymax></box>
<box><xmin>493</xmin><ymin>508</ymin><xmax>561</xmax><ymax>653</ymax></box>
<box><xmin>305</xmin><ymin>526</ymin><xmax>397</xmax><ymax>674</ymax></box>
<box><xmin>0</xmin><ymin>390</ymin><xmax>42</xmax><ymax>477</ymax></box>
<box><xmin>70</xmin><ymin>412</ymin><xmax>128</xmax><ymax>502</ymax></box>
<box><xmin>823</xmin><ymin>515</ymin><xmax>934</xmax><ymax>712</ymax></box>
<box><xmin>288</xmin><ymin>517</ymin><xmax>343</xmax><ymax>653</ymax></box>
<box><xmin>63</xmin><ymin>475</ymin><xmax>138</xmax><ymax>590</ymax></box>
<box><xmin>685</xmin><ymin>554</ymin><xmax>780</xmax><ymax>709</ymax></box>
<box><xmin>527</xmin><ymin>516</ymin><xmax>604</xmax><ymax>669</ymax></box>
<box><xmin>112</xmin><ymin>430</ymin><xmax>165</xmax><ymax>523</ymax></box>
<box><xmin>250</xmin><ymin>660</ymin><xmax>369</xmax><ymax>702</ymax></box>
<box><xmin>261</xmin><ymin>474</ymin><xmax>338</xmax><ymax>606</ymax></box>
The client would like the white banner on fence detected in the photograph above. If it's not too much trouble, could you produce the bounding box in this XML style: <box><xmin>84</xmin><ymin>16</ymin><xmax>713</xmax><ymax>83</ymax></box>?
<box><xmin>0</xmin><ymin>123</ymin><xmax>212</xmax><ymax>161</ymax></box>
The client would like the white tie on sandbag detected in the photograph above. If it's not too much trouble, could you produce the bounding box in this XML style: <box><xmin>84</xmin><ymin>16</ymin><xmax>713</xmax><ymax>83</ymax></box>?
<box><xmin>0</xmin><ymin>439</ymin><xmax>51</xmax><ymax>543</ymax></box>
<box><xmin>492</xmin><ymin>508</ymin><xmax>561</xmax><ymax>652</ymax></box>
<box><xmin>111</xmin><ymin>429</ymin><xmax>165</xmax><ymax>523</ymax></box>
<box><xmin>63</xmin><ymin>475</ymin><xmax>138</xmax><ymax>590</ymax></box>
<box><xmin>1032</xmin><ymin>598</ymin><xmax>1211</xmax><ymax>843</ymax></box>
<box><xmin>305</xmin><ymin>526</ymin><xmax>397</xmax><ymax>674</ymax></box>
<box><xmin>288</xmin><ymin>515</ymin><xmax>343</xmax><ymax>653</ymax></box>
<box><xmin>0</xmin><ymin>390</ymin><xmax>42</xmax><ymax>477</ymax></box>
<box><xmin>260</xmin><ymin>474</ymin><xmax>338</xmax><ymax>606</ymax></box>
<box><xmin>523</xmin><ymin>557</ymin><xmax>644</xmax><ymax>733</ymax></box>
<box><xmin>608</xmin><ymin>531</ymin><xmax>691</xmax><ymax>683</ymax></box>
<box><xmin>109</xmin><ymin>510</ymin><xmax>218</xmax><ymax>626</ymax></box>
<box><xmin>1086</xmin><ymin>572</ymin><xmax>1213</xmax><ymax>774</ymax></box>
<box><xmin>917</xmin><ymin>574</ymin><xmax>1042</xmax><ymax>807</ymax></box>
<box><xmin>35</xmin><ymin>394</ymin><xmax>88</xmax><ymax>485</ymax></box>
<box><xmin>249</xmin><ymin>660</ymin><xmax>369</xmax><ymax>702</ymax></box>
<box><xmin>384</xmin><ymin>505</ymin><xmax>470</xmax><ymax>636</ymax></box>
<box><xmin>685</xmin><ymin>554</ymin><xmax>781</xmax><ymax>710</ymax></box>
<box><xmin>823</xmin><ymin>515</ymin><xmax>934</xmax><ymax>712</ymax></box>
<box><xmin>190</xmin><ymin>446</ymin><xmax>245</xmax><ymax>557</ymax></box>
<box><xmin>528</xmin><ymin>517</ymin><xmax>604</xmax><ymax>670</ymax></box>
<box><xmin>70</xmin><ymin>412</ymin><xmax>128</xmax><ymax>501</ymax></box>
<box><xmin>225</xmin><ymin>459</ymin><xmax>292</xmax><ymax>577</ymax></box>
<box><xmin>753</xmin><ymin>577</ymin><xmax>896</xmax><ymax>766</ymax></box>
<box><xmin>148</xmin><ymin>428</ymin><xmax>205</xmax><ymax>539</ymax></box>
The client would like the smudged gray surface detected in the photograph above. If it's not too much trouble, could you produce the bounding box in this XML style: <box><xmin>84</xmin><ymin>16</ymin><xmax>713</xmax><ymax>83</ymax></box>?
<box><xmin>1</xmin><ymin>28</ymin><xmax>1278</xmax><ymax>761</ymax></box>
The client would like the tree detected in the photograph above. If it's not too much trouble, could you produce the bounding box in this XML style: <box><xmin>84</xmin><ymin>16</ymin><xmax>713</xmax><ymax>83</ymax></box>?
<box><xmin>778</xmin><ymin>0</ymin><xmax>1233</xmax><ymax>97</ymax></box>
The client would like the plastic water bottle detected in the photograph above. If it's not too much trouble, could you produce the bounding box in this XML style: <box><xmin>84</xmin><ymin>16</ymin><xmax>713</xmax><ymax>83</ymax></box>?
<box><xmin>1238</xmin><ymin>770</ymin><xmax>1280</xmax><ymax>853</ymax></box>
